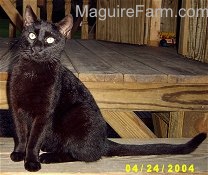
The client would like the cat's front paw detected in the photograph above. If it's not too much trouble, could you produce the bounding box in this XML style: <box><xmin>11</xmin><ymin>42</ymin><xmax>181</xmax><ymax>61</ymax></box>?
<box><xmin>10</xmin><ymin>152</ymin><xmax>25</xmax><ymax>162</ymax></box>
<box><xmin>24</xmin><ymin>161</ymin><xmax>41</xmax><ymax>172</ymax></box>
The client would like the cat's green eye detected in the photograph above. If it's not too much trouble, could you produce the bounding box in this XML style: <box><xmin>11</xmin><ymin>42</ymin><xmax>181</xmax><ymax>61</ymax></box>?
<box><xmin>29</xmin><ymin>33</ymin><xmax>36</xmax><ymax>40</ymax></box>
<box><xmin>46</xmin><ymin>37</ymin><xmax>55</xmax><ymax>44</ymax></box>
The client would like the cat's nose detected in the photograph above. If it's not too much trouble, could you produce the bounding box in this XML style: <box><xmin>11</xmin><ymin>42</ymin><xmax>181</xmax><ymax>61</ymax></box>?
<box><xmin>32</xmin><ymin>46</ymin><xmax>42</xmax><ymax>53</ymax></box>
<box><xmin>32</xmin><ymin>40</ymin><xmax>43</xmax><ymax>53</ymax></box>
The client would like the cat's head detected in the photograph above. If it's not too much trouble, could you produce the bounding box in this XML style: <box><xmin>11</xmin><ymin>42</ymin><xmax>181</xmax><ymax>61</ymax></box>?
<box><xmin>20</xmin><ymin>5</ymin><xmax>73</xmax><ymax>62</ymax></box>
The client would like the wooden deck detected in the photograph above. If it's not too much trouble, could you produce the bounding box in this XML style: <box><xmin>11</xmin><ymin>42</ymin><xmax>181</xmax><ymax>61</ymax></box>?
<box><xmin>0</xmin><ymin>137</ymin><xmax>208</xmax><ymax>175</ymax></box>
<box><xmin>0</xmin><ymin>39</ymin><xmax>208</xmax><ymax>111</ymax></box>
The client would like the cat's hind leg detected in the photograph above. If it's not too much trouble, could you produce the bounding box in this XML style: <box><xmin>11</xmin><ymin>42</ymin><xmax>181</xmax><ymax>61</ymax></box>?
<box><xmin>40</xmin><ymin>153</ymin><xmax>77</xmax><ymax>164</ymax></box>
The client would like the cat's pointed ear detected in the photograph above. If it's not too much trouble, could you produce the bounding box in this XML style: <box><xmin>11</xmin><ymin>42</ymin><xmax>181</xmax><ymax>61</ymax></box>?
<box><xmin>56</xmin><ymin>15</ymin><xmax>73</xmax><ymax>38</ymax></box>
<box><xmin>24</xmin><ymin>5</ymin><xmax>38</xmax><ymax>27</ymax></box>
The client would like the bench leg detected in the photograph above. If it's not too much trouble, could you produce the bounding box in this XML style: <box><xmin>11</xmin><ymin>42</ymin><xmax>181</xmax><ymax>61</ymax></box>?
<box><xmin>101</xmin><ymin>110</ymin><xmax>156</xmax><ymax>138</ymax></box>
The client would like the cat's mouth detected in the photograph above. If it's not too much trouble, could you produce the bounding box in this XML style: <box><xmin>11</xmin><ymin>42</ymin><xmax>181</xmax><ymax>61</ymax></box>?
<box><xmin>30</xmin><ymin>52</ymin><xmax>50</xmax><ymax>61</ymax></box>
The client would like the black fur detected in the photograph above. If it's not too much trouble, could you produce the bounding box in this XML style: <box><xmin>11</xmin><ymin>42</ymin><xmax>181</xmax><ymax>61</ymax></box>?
<box><xmin>8</xmin><ymin>6</ymin><xmax>207</xmax><ymax>172</ymax></box>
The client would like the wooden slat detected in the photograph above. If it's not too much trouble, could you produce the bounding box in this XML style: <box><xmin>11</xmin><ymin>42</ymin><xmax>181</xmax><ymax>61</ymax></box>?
<box><xmin>23</xmin><ymin>0</ymin><xmax>38</xmax><ymax>18</ymax></box>
<box><xmin>96</xmin><ymin>0</ymin><xmax>146</xmax><ymax>45</ymax></box>
<box><xmin>81</xmin><ymin>0</ymin><xmax>89</xmax><ymax>39</ymax></box>
<box><xmin>160</xmin><ymin>0</ymin><xmax>178</xmax><ymax>34</ymax></box>
<box><xmin>61</xmin><ymin>52</ymin><xmax>78</xmax><ymax>76</ymax></box>
<box><xmin>102</xmin><ymin>110</ymin><xmax>156</xmax><ymax>138</ymax></box>
<box><xmin>152</xmin><ymin>112</ymin><xmax>169</xmax><ymax>138</ymax></box>
<box><xmin>77</xmin><ymin>40</ymin><xmax>168</xmax><ymax>83</ymax></box>
<box><xmin>64</xmin><ymin>40</ymin><xmax>123</xmax><ymax>82</ymax></box>
<box><xmin>183</xmin><ymin>112</ymin><xmax>208</xmax><ymax>137</ymax></box>
<box><xmin>148</xmin><ymin>0</ymin><xmax>162</xmax><ymax>46</ymax></box>
<box><xmin>168</xmin><ymin>112</ymin><xmax>185</xmax><ymax>138</ymax></box>
<box><xmin>96</xmin><ymin>0</ymin><xmax>107</xmax><ymax>41</ymax></box>
<box><xmin>0</xmin><ymin>0</ymin><xmax>23</xmax><ymax>31</ymax></box>
<box><xmin>8</xmin><ymin>0</ymin><xmax>16</xmax><ymax>38</ymax></box>
<box><xmin>65</xmin><ymin>0</ymin><xmax>71</xmax><ymax>16</ymax></box>
<box><xmin>1</xmin><ymin>80</ymin><xmax>208</xmax><ymax>111</ymax></box>
<box><xmin>83</xmin><ymin>82</ymin><xmax>208</xmax><ymax>111</ymax></box>
<box><xmin>46</xmin><ymin>0</ymin><xmax>53</xmax><ymax>22</ymax></box>
<box><xmin>98</xmin><ymin>41</ymin><xmax>208</xmax><ymax>84</ymax></box>
<box><xmin>179</xmin><ymin>0</ymin><xmax>208</xmax><ymax>63</ymax></box>
<box><xmin>0</xmin><ymin>137</ymin><xmax>207</xmax><ymax>174</ymax></box>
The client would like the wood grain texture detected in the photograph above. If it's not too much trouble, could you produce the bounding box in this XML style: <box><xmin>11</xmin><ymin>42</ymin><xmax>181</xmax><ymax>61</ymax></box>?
<box><xmin>0</xmin><ymin>137</ymin><xmax>207</xmax><ymax>174</ymax></box>
<box><xmin>183</xmin><ymin>112</ymin><xmax>208</xmax><ymax>137</ymax></box>
<box><xmin>0</xmin><ymin>0</ymin><xmax>23</xmax><ymax>31</ymax></box>
<box><xmin>0</xmin><ymin>39</ymin><xmax>208</xmax><ymax>111</ymax></box>
<box><xmin>81</xmin><ymin>0</ymin><xmax>89</xmax><ymax>39</ymax></box>
<box><xmin>8</xmin><ymin>0</ymin><xmax>16</xmax><ymax>38</ymax></box>
<box><xmin>179</xmin><ymin>0</ymin><xmax>208</xmax><ymax>63</ymax></box>
<box><xmin>101</xmin><ymin>110</ymin><xmax>156</xmax><ymax>138</ymax></box>
<box><xmin>152</xmin><ymin>112</ymin><xmax>169</xmax><ymax>138</ymax></box>
<box><xmin>168</xmin><ymin>112</ymin><xmax>185</xmax><ymax>138</ymax></box>
<box><xmin>160</xmin><ymin>0</ymin><xmax>178</xmax><ymax>34</ymax></box>
<box><xmin>46</xmin><ymin>0</ymin><xmax>53</xmax><ymax>22</ymax></box>
<box><xmin>148</xmin><ymin>0</ymin><xmax>162</xmax><ymax>46</ymax></box>
<box><xmin>96</xmin><ymin>0</ymin><xmax>146</xmax><ymax>45</ymax></box>
<box><xmin>23</xmin><ymin>0</ymin><xmax>38</xmax><ymax>18</ymax></box>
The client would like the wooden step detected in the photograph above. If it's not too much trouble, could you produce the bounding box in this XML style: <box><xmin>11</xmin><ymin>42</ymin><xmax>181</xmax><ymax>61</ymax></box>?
<box><xmin>0</xmin><ymin>137</ymin><xmax>207</xmax><ymax>175</ymax></box>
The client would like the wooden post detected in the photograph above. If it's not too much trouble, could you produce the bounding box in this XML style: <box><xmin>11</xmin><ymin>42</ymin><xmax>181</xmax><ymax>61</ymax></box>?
<box><xmin>168</xmin><ymin>112</ymin><xmax>185</xmax><ymax>138</ymax></box>
<box><xmin>178</xmin><ymin>0</ymin><xmax>190</xmax><ymax>57</ymax></box>
<box><xmin>9</xmin><ymin>0</ymin><xmax>16</xmax><ymax>38</ymax></box>
<box><xmin>23</xmin><ymin>0</ymin><xmax>38</xmax><ymax>18</ymax></box>
<box><xmin>148</xmin><ymin>0</ymin><xmax>162</xmax><ymax>46</ymax></box>
<box><xmin>47</xmin><ymin>0</ymin><xmax>53</xmax><ymax>22</ymax></box>
<box><xmin>65</xmin><ymin>0</ymin><xmax>71</xmax><ymax>16</ymax></box>
<box><xmin>81</xmin><ymin>0</ymin><xmax>89</xmax><ymax>39</ymax></box>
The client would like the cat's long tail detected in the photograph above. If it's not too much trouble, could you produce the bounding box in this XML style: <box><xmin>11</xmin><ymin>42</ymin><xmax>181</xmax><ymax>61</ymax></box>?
<box><xmin>105</xmin><ymin>133</ymin><xmax>207</xmax><ymax>156</ymax></box>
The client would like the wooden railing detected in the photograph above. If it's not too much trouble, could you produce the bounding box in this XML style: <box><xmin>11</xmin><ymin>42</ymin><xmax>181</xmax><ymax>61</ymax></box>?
<box><xmin>0</xmin><ymin>0</ymin><xmax>89</xmax><ymax>39</ymax></box>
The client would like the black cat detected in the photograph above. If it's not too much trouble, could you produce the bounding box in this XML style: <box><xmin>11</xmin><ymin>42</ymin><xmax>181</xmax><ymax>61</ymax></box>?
<box><xmin>8</xmin><ymin>6</ymin><xmax>207</xmax><ymax>172</ymax></box>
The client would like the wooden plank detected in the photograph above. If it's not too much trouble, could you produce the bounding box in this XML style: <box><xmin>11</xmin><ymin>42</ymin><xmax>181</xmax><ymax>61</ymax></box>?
<box><xmin>77</xmin><ymin>40</ymin><xmax>168</xmax><ymax>83</ymax></box>
<box><xmin>23</xmin><ymin>0</ymin><xmax>38</xmax><ymax>18</ymax></box>
<box><xmin>61</xmin><ymin>52</ymin><xmax>78</xmax><ymax>76</ymax></box>
<box><xmin>168</xmin><ymin>112</ymin><xmax>208</xmax><ymax>138</ymax></box>
<box><xmin>65</xmin><ymin>0</ymin><xmax>71</xmax><ymax>16</ymax></box>
<box><xmin>96</xmin><ymin>0</ymin><xmax>107</xmax><ymax>41</ymax></box>
<box><xmin>152</xmin><ymin>112</ymin><xmax>169</xmax><ymax>138</ymax></box>
<box><xmin>1</xmin><ymin>79</ymin><xmax>208</xmax><ymax>111</ymax></box>
<box><xmin>83</xmin><ymin>82</ymin><xmax>208</xmax><ymax>111</ymax></box>
<box><xmin>96</xmin><ymin>0</ymin><xmax>146</xmax><ymax>45</ymax></box>
<box><xmin>168</xmin><ymin>112</ymin><xmax>185</xmax><ymax>138</ymax></box>
<box><xmin>183</xmin><ymin>112</ymin><xmax>208</xmax><ymax>137</ymax></box>
<box><xmin>148</xmin><ymin>0</ymin><xmax>162</xmax><ymax>46</ymax></box>
<box><xmin>0</xmin><ymin>81</ymin><xmax>8</xmax><ymax>109</ymax></box>
<box><xmin>160</xmin><ymin>0</ymin><xmax>178</xmax><ymax>34</ymax></box>
<box><xmin>0</xmin><ymin>0</ymin><xmax>23</xmax><ymax>31</ymax></box>
<box><xmin>0</xmin><ymin>137</ymin><xmax>207</xmax><ymax>174</ymax></box>
<box><xmin>46</xmin><ymin>0</ymin><xmax>53</xmax><ymax>22</ymax></box>
<box><xmin>81</xmin><ymin>0</ymin><xmax>89</xmax><ymax>39</ymax></box>
<box><xmin>101</xmin><ymin>110</ymin><xmax>156</xmax><ymax>138</ymax></box>
<box><xmin>64</xmin><ymin>40</ymin><xmax>123</xmax><ymax>82</ymax></box>
<box><xmin>98</xmin><ymin>41</ymin><xmax>208</xmax><ymax>83</ymax></box>
<box><xmin>9</xmin><ymin>0</ymin><xmax>16</xmax><ymax>38</ymax></box>
<box><xmin>179</xmin><ymin>0</ymin><xmax>208</xmax><ymax>63</ymax></box>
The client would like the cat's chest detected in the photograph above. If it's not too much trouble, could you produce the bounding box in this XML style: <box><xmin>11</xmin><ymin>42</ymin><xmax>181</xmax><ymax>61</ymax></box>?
<box><xmin>10</xmin><ymin>62</ymin><xmax>59</xmax><ymax>104</ymax></box>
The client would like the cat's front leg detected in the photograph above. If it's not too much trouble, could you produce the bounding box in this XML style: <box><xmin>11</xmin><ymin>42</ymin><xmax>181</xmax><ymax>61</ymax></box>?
<box><xmin>10</xmin><ymin>109</ymin><xmax>28</xmax><ymax>162</ymax></box>
<box><xmin>24</xmin><ymin>117</ymin><xmax>48</xmax><ymax>172</ymax></box>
